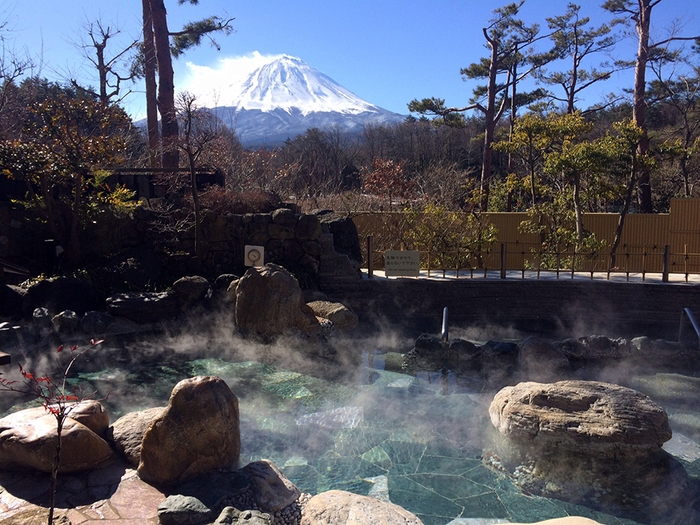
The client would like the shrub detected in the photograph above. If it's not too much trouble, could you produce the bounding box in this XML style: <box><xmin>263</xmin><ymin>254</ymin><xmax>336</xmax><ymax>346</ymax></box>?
<box><xmin>198</xmin><ymin>186</ymin><xmax>282</xmax><ymax>214</ymax></box>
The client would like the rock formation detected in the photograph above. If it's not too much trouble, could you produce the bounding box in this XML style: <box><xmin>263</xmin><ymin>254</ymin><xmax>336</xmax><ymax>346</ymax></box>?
<box><xmin>517</xmin><ymin>337</ymin><xmax>570</xmax><ymax>381</ymax></box>
<box><xmin>305</xmin><ymin>300</ymin><xmax>358</xmax><ymax>330</ymax></box>
<box><xmin>172</xmin><ymin>275</ymin><xmax>211</xmax><ymax>304</ymax></box>
<box><xmin>21</xmin><ymin>277</ymin><xmax>103</xmax><ymax>318</ymax></box>
<box><xmin>240</xmin><ymin>460</ymin><xmax>301</xmax><ymax>513</ymax></box>
<box><xmin>488</xmin><ymin>380</ymin><xmax>699</xmax><ymax>520</ymax></box>
<box><xmin>0</xmin><ymin>401</ymin><xmax>112</xmax><ymax>473</ymax></box>
<box><xmin>228</xmin><ymin>263</ymin><xmax>320</xmax><ymax>339</ymax></box>
<box><xmin>137</xmin><ymin>376</ymin><xmax>240</xmax><ymax>485</ymax></box>
<box><xmin>301</xmin><ymin>490</ymin><xmax>423</xmax><ymax>525</ymax></box>
<box><xmin>106</xmin><ymin>291</ymin><xmax>180</xmax><ymax>324</ymax></box>
<box><xmin>107</xmin><ymin>406</ymin><xmax>165</xmax><ymax>466</ymax></box>
<box><xmin>490</xmin><ymin>380</ymin><xmax>671</xmax><ymax>451</ymax></box>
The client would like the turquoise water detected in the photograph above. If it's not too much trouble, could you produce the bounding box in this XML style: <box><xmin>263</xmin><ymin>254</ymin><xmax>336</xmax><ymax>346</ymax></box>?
<box><xmin>4</xmin><ymin>340</ymin><xmax>700</xmax><ymax>525</ymax></box>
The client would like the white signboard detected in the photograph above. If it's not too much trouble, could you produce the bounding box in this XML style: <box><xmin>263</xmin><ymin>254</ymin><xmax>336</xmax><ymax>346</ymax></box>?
<box><xmin>244</xmin><ymin>245</ymin><xmax>265</xmax><ymax>267</ymax></box>
<box><xmin>384</xmin><ymin>250</ymin><xmax>420</xmax><ymax>277</ymax></box>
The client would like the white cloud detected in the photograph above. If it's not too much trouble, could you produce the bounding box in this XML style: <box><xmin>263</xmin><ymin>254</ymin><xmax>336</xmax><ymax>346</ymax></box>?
<box><xmin>179</xmin><ymin>51</ymin><xmax>286</xmax><ymax>108</ymax></box>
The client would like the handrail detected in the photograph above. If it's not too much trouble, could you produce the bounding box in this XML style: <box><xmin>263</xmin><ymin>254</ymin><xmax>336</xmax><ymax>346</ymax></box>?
<box><xmin>679</xmin><ymin>308</ymin><xmax>700</xmax><ymax>349</ymax></box>
<box><xmin>441</xmin><ymin>307</ymin><xmax>448</xmax><ymax>343</ymax></box>
<box><xmin>364</xmin><ymin>239</ymin><xmax>700</xmax><ymax>279</ymax></box>
<box><xmin>0</xmin><ymin>258</ymin><xmax>30</xmax><ymax>276</ymax></box>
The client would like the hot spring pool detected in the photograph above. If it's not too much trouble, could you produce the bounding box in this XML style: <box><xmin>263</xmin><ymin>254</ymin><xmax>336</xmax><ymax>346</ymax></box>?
<box><xmin>2</xmin><ymin>333</ymin><xmax>700</xmax><ymax>525</ymax></box>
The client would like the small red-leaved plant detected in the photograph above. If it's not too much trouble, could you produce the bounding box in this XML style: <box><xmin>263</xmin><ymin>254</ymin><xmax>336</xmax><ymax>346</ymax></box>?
<box><xmin>0</xmin><ymin>339</ymin><xmax>103</xmax><ymax>525</ymax></box>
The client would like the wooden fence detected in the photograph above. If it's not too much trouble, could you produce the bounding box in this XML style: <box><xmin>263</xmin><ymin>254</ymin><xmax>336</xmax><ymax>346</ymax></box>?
<box><xmin>353</xmin><ymin>198</ymin><xmax>700</xmax><ymax>279</ymax></box>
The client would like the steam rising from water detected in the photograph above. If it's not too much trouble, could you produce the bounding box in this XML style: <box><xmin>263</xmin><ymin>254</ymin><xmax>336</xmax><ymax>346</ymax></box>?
<box><xmin>2</xmin><ymin>310</ymin><xmax>700</xmax><ymax>524</ymax></box>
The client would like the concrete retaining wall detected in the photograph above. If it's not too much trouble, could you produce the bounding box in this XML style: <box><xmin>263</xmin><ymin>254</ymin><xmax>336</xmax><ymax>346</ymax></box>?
<box><xmin>321</xmin><ymin>277</ymin><xmax>700</xmax><ymax>341</ymax></box>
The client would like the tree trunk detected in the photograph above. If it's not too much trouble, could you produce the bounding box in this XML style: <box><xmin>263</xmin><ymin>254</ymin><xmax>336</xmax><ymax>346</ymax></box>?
<box><xmin>681</xmin><ymin>153</ymin><xmax>691</xmax><ymax>197</ymax></box>
<box><xmin>142</xmin><ymin>0</ymin><xmax>160</xmax><ymax>168</ymax></box>
<box><xmin>48</xmin><ymin>417</ymin><xmax>64</xmax><ymax>525</ymax></box>
<box><xmin>682</xmin><ymin>126</ymin><xmax>692</xmax><ymax>197</ymax></box>
<box><xmin>633</xmin><ymin>0</ymin><xmax>654</xmax><ymax>213</ymax></box>
<box><xmin>572</xmin><ymin>172</ymin><xmax>584</xmax><ymax>246</ymax></box>
<box><xmin>506</xmin><ymin>46</ymin><xmax>518</xmax><ymax>212</ymax></box>
<box><xmin>65</xmin><ymin>172</ymin><xmax>84</xmax><ymax>266</ymax></box>
<box><xmin>189</xmin><ymin>152</ymin><xmax>202</xmax><ymax>258</ymax></box>
<box><xmin>150</xmin><ymin>0</ymin><xmax>179</xmax><ymax>169</ymax></box>
<box><xmin>480</xmin><ymin>34</ymin><xmax>500</xmax><ymax>211</ymax></box>
<box><xmin>610</xmin><ymin>163</ymin><xmax>637</xmax><ymax>269</ymax></box>
<box><xmin>95</xmin><ymin>39</ymin><xmax>108</xmax><ymax>103</ymax></box>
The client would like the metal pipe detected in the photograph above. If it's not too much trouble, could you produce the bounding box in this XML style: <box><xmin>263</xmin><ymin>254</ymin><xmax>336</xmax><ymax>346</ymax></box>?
<box><xmin>679</xmin><ymin>307</ymin><xmax>700</xmax><ymax>349</ymax></box>
<box><xmin>441</xmin><ymin>307</ymin><xmax>449</xmax><ymax>344</ymax></box>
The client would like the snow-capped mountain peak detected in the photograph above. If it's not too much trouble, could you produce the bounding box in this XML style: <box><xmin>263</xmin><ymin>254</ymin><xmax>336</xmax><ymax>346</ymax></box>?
<box><xmin>181</xmin><ymin>52</ymin><xmax>404</xmax><ymax>146</ymax></box>
<box><xmin>231</xmin><ymin>54</ymin><xmax>378</xmax><ymax>116</ymax></box>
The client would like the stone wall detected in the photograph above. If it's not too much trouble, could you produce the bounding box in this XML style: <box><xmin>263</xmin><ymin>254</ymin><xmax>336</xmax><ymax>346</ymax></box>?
<box><xmin>191</xmin><ymin>208</ymin><xmax>361</xmax><ymax>285</ymax></box>
<box><xmin>0</xmin><ymin>203</ymin><xmax>22</xmax><ymax>260</ymax></box>
<box><xmin>0</xmin><ymin>202</ymin><xmax>43</xmax><ymax>269</ymax></box>
<box><xmin>321</xmin><ymin>277</ymin><xmax>700</xmax><ymax>340</ymax></box>
<box><xmin>1</xmin><ymin>200</ymin><xmax>362</xmax><ymax>287</ymax></box>
<box><xmin>195</xmin><ymin>207</ymin><xmax>325</xmax><ymax>279</ymax></box>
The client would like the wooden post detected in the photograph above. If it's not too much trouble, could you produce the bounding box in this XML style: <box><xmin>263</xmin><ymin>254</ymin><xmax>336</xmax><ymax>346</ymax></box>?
<box><xmin>662</xmin><ymin>244</ymin><xmax>670</xmax><ymax>283</ymax></box>
<box><xmin>367</xmin><ymin>235</ymin><xmax>373</xmax><ymax>278</ymax></box>
<box><xmin>500</xmin><ymin>243</ymin><xmax>506</xmax><ymax>279</ymax></box>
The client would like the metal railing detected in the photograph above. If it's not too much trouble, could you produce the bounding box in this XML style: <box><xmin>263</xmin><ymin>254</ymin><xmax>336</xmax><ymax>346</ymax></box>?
<box><xmin>679</xmin><ymin>308</ymin><xmax>700</xmax><ymax>349</ymax></box>
<box><xmin>364</xmin><ymin>237</ymin><xmax>700</xmax><ymax>282</ymax></box>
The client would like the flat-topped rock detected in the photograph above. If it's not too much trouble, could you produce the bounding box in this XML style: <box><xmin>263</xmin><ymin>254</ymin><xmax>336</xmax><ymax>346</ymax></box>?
<box><xmin>106</xmin><ymin>291</ymin><xmax>180</xmax><ymax>324</ymax></box>
<box><xmin>301</xmin><ymin>490</ymin><xmax>423</xmax><ymax>525</ymax></box>
<box><xmin>490</xmin><ymin>380</ymin><xmax>671</xmax><ymax>453</ymax></box>
<box><xmin>0</xmin><ymin>401</ymin><xmax>113</xmax><ymax>473</ymax></box>
<box><xmin>486</xmin><ymin>380</ymin><xmax>699</xmax><ymax>519</ymax></box>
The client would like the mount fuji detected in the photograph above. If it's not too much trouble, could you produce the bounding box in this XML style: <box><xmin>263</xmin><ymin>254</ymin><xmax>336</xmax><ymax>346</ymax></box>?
<box><xmin>208</xmin><ymin>55</ymin><xmax>405</xmax><ymax>146</ymax></box>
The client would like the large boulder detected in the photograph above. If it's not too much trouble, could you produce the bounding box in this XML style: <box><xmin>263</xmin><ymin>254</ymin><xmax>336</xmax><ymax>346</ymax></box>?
<box><xmin>402</xmin><ymin>334</ymin><xmax>458</xmax><ymax>372</ymax></box>
<box><xmin>487</xmin><ymin>380</ymin><xmax>694</xmax><ymax>517</ymax></box>
<box><xmin>229</xmin><ymin>263</ymin><xmax>320</xmax><ymax>339</ymax></box>
<box><xmin>630</xmin><ymin>336</ymin><xmax>697</xmax><ymax>368</ymax></box>
<box><xmin>137</xmin><ymin>376</ymin><xmax>240</xmax><ymax>486</ymax></box>
<box><xmin>0</xmin><ymin>401</ymin><xmax>113</xmax><ymax>473</ymax></box>
<box><xmin>316</xmin><ymin>212</ymin><xmax>362</xmax><ymax>265</ymax></box>
<box><xmin>22</xmin><ymin>277</ymin><xmax>103</xmax><ymax>318</ymax></box>
<box><xmin>517</xmin><ymin>337</ymin><xmax>570</xmax><ymax>381</ymax></box>
<box><xmin>490</xmin><ymin>380</ymin><xmax>671</xmax><ymax>452</ymax></box>
<box><xmin>106</xmin><ymin>291</ymin><xmax>180</xmax><ymax>324</ymax></box>
<box><xmin>305</xmin><ymin>300</ymin><xmax>358</xmax><ymax>330</ymax></box>
<box><xmin>172</xmin><ymin>276</ymin><xmax>211</xmax><ymax>305</ymax></box>
<box><xmin>157</xmin><ymin>494</ymin><xmax>212</xmax><ymax>525</ymax></box>
<box><xmin>107</xmin><ymin>406</ymin><xmax>166</xmax><ymax>466</ymax></box>
<box><xmin>240</xmin><ymin>459</ymin><xmax>300</xmax><ymax>513</ymax></box>
<box><xmin>51</xmin><ymin>309</ymin><xmax>80</xmax><ymax>335</ymax></box>
<box><xmin>556</xmin><ymin>335</ymin><xmax>631</xmax><ymax>361</ymax></box>
<box><xmin>301</xmin><ymin>490</ymin><xmax>423</xmax><ymax>525</ymax></box>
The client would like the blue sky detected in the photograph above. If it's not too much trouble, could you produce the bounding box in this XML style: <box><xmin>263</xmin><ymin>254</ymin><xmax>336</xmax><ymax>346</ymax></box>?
<box><xmin>4</xmin><ymin>0</ymin><xmax>700</xmax><ymax>119</ymax></box>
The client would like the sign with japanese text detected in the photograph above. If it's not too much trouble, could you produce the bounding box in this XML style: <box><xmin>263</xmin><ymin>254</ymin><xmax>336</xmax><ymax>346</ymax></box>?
<box><xmin>384</xmin><ymin>250</ymin><xmax>420</xmax><ymax>277</ymax></box>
